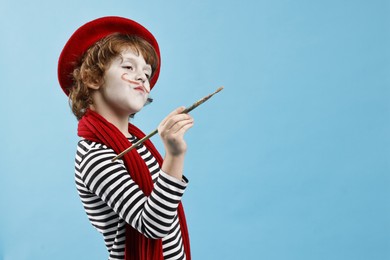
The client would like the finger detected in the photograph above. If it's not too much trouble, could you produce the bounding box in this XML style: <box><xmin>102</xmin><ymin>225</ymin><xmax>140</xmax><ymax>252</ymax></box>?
<box><xmin>173</xmin><ymin>120</ymin><xmax>194</xmax><ymax>135</ymax></box>
<box><xmin>170</xmin><ymin>118</ymin><xmax>194</xmax><ymax>134</ymax></box>
<box><xmin>160</xmin><ymin>106</ymin><xmax>186</xmax><ymax>126</ymax></box>
<box><xmin>164</xmin><ymin>114</ymin><xmax>192</xmax><ymax>130</ymax></box>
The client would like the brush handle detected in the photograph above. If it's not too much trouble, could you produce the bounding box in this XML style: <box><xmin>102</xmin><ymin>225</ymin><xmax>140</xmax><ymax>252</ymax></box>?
<box><xmin>111</xmin><ymin>86</ymin><xmax>223</xmax><ymax>162</ymax></box>
<box><xmin>111</xmin><ymin>129</ymin><xmax>158</xmax><ymax>162</ymax></box>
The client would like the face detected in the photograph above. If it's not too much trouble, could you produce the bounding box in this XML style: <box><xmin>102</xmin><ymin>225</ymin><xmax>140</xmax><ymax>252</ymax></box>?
<box><xmin>97</xmin><ymin>49</ymin><xmax>152</xmax><ymax>117</ymax></box>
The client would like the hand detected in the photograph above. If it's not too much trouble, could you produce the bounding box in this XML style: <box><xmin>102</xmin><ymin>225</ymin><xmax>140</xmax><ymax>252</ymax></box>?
<box><xmin>158</xmin><ymin>106</ymin><xmax>194</xmax><ymax>157</ymax></box>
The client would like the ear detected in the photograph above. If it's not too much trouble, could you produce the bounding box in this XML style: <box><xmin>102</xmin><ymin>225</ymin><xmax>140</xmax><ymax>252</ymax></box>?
<box><xmin>83</xmin><ymin>74</ymin><xmax>102</xmax><ymax>90</ymax></box>
<box><xmin>86</xmin><ymin>80</ymin><xmax>101</xmax><ymax>90</ymax></box>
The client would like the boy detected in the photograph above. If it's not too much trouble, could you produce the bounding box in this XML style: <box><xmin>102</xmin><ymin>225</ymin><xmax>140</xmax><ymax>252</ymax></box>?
<box><xmin>58</xmin><ymin>16</ymin><xmax>192</xmax><ymax>260</ymax></box>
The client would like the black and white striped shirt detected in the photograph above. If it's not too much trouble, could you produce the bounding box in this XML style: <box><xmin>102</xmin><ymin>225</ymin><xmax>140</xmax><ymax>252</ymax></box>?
<box><xmin>74</xmin><ymin>135</ymin><xmax>188</xmax><ymax>260</ymax></box>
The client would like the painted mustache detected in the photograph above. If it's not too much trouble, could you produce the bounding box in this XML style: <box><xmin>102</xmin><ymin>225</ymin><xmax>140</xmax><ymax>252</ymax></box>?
<box><xmin>121</xmin><ymin>73</ymin><xmax>150</xmax><ymax>94</ymax></box>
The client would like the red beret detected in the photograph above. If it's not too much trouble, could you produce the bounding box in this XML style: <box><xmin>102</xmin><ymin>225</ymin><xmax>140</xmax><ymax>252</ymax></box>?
<box><xmin>57</xmin><ymin>16</ymin><xmax>161</xmax><ymax>96</ymax></box>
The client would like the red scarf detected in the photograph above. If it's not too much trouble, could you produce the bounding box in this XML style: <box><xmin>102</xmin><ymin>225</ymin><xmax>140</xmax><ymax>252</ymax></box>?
<box><xmin>78</xmin><ymin>110</ymin><xmax>191</xmax><ymax>260</ymax></box>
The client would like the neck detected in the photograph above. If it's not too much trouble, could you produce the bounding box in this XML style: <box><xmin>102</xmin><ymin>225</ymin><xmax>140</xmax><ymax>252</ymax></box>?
<box><xmin>89</xmin><ymin>90</ymin><xmax>134</xmax><ymax>138</ymax></box>
<box><xmin>90</xmin><ymin>105</ymin><xmax>131</xmax><ymax>138</ymax></box>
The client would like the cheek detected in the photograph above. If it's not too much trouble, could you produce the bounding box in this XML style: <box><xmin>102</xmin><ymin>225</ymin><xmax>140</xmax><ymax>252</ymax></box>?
<box><xmin>102</xmin><ymin>80</ymin><xmax>126</xmax><ymax>101</ymax></box>
<box><xmin>107</xmin><ymin>86</ymin><xmax>128</xmax><ymax>103</ymax></box>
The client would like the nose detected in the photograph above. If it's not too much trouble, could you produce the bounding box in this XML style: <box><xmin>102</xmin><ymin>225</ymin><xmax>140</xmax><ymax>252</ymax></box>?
<box><xmin>135</xmin><ymin>70</ymin><xmax>147</xmax><ymax>83</ymax></box>
<box><xmin>134</xmin><ymin>70</ymin><xmax>150</xmax><ymax>93</ymax></box>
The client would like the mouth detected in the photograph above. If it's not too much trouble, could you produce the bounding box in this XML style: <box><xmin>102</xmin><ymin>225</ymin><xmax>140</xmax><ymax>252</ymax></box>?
<box><xmin>134</xmin><ymin>86</ymin><xmax>146</xmax><ymax>94</ymax></box>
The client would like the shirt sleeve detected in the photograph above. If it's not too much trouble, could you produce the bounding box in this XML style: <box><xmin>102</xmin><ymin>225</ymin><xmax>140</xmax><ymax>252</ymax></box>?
<box><xmin>78</xmin><ymin>146</ymin><xmax>188</xmax><ymax>239</ymax></box>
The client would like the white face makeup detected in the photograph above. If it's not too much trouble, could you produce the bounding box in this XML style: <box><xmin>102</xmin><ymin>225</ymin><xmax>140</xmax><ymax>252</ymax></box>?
<box><xmin>99</xmin><ymin>49</ymin><xmax>152</xmax><ymax>116</ymax></box>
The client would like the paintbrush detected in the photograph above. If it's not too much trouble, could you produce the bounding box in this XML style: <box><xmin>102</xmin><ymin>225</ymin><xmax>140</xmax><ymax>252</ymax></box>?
<box><xmin>111</xmin><ymin>86</ymin><xmax>224</xmax><ymax>162</ymax></box>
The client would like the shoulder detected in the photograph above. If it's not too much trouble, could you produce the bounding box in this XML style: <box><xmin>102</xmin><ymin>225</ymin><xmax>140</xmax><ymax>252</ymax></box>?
<box><xmin>76</xmin><ymin>139</ymin><xmax>122</xmax><ymax>169</ymax></box>
<box><xmin>77</xmin><ymin>139</ymin><xmax>114</xmax><ymax>154</ymax></box>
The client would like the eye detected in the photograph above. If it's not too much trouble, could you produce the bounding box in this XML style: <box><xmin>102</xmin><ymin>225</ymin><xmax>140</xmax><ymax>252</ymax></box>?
<box><xmin>144</xmin><ymin>69</ymin><xmax>152</xmax><ymax>79</ymax></box>
<box><xmin>122</xmin><ymin>65</ymin><xmax>134</xmax><ymax>70</ymax></box>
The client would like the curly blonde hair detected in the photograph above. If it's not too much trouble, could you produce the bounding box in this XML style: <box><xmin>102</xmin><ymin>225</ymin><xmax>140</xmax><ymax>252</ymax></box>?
<box><xmin>69</xmin><ymin>34</ymin><xmax>159</xmax><ymax>120</ymax></box>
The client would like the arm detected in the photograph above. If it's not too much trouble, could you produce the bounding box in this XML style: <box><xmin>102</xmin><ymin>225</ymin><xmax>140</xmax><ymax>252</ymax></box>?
<box><xmin>79</xmin><ymin>145</ymin><xmax>187</xmax><ymax>239</ymax></box>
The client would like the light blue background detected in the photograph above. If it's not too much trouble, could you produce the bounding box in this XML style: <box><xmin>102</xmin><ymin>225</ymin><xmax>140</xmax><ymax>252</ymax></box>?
<box><xmin>1</xmin><ymin>0</ymin><xmax>389</xmax><ymax>259</ymax></box>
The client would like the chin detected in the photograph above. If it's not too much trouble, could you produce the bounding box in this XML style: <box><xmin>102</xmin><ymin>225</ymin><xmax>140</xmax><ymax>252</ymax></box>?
<box><xmin>127</xmin><ymin>105</ymin><xmax>144</xmax><ymax>115</ymax></box>
<box><xmin>124</xmin><ymin>98</ymin><xmax>148</xmax><ymax>114</ymax></box>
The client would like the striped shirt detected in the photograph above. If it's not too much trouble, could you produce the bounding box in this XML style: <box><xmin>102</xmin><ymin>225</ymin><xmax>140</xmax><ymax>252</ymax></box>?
<box><xmin>74</xmin><ymin>135</ymin><xmax>188</xmax><ymax>260</ymax></box>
